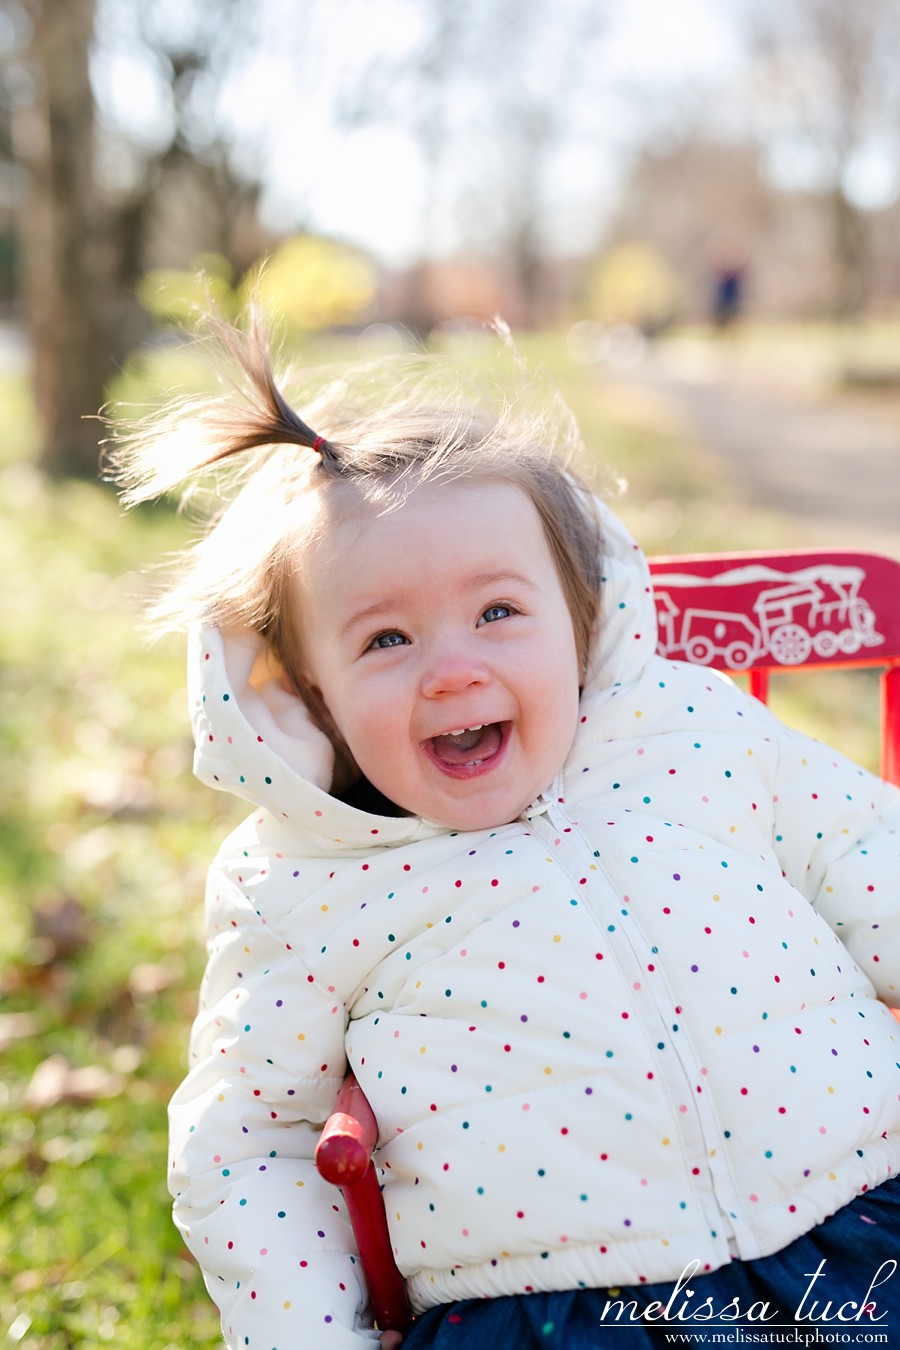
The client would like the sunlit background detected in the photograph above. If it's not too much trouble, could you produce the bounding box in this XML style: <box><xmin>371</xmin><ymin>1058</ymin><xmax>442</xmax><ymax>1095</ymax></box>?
<box><xmin>1</xmin><ymin>0</ymin><xmax>897</xmax><ymax>474</ymax></box>
<box><xmin>3</xmin><ymin>4</ymin><xmax>900</xmax><ymax>1346</ymax></box>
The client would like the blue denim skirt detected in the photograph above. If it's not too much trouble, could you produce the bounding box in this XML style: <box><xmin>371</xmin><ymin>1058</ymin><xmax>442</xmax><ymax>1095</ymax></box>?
<box><xmin>403</xmin><ymin>1179</ymin><xmax>900</xmax><ymax>1347</ymax></box>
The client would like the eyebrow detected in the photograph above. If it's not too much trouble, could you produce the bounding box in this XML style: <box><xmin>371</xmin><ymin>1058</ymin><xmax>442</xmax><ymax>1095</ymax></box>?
<box><xmin>469</xmin><ymin>571</ymin><xmax>540</xmax><ymax>592</ymax></box>
<box><xmin>339</xmin><ymin>572</ymin><xmax>541</xmax><ymax>640</ymax></box>
<box><xmin>339</xmin><ymin>599</ymin><xmax>402</xmax><ymax>640</ymax></box>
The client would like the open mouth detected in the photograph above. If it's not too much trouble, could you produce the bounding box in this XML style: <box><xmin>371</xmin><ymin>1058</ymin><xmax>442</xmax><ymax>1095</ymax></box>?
<box><xmin>423</xmin><ymin>721</ymin><xmax>509</xmax><ymax>775</ymax></box>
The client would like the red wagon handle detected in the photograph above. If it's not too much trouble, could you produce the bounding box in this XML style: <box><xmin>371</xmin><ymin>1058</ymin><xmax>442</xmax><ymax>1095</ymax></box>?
<box><xmin>315</xmin><ymin>1073</ymin><xmax>413</xmax><ymax>1336</ymax></box>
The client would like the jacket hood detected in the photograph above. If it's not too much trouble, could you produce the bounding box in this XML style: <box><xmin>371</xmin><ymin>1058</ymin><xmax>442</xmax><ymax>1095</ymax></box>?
<box><xmin>189</xmin><ymin>496</ymin><xmax>658</xmax><ymax>843</ymax></box>
<box><xmin>583</xmin><ymin>496</ymin><xmax>657</xmax><ymax>692</ymax></box>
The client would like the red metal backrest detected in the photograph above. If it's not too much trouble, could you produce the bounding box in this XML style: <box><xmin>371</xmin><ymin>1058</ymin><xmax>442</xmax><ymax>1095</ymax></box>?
<box><xmin>648</xmin><ymin>548</ymin><xmax>900</xmax><ymax>785</ymax></box>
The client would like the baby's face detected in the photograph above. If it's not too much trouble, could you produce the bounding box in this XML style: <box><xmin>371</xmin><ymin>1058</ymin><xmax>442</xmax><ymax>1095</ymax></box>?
<box><xmin>295</xmin><ymin>478</ymin><xmax>582</xmax><ymax>829</ymax></box>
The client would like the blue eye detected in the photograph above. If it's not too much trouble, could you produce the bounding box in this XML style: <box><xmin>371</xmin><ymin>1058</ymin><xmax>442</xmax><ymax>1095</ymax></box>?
<box><xmin>370</xmin><ymin>630</ymin><xmax>408</xmax><ymax>649</ymax></box>
<box><xmin>480</xmin><ymin>604</ymin><xmax>512</xmax><ymax>624</ymax></box>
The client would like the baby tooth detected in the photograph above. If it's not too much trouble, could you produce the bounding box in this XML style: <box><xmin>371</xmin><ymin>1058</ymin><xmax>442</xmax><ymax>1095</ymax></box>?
<box><xmin>447</xmin><ymin>723</ymin><xmax>484</xmax><ymax>737</ymax></box>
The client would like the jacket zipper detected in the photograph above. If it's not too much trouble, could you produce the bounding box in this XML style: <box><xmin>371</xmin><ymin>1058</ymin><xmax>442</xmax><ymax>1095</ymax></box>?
<box><xmin>529</xmin><ymin>791</ymin><xmax>743</xmax><ymax>1251</ymax></box>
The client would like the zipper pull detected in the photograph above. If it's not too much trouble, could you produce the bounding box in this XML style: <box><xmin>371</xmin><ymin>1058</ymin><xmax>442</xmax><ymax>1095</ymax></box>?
<box><xmin>524</xmin><ymin>791</ymin><xmax>552</xmax><ymax>821</ymax></box>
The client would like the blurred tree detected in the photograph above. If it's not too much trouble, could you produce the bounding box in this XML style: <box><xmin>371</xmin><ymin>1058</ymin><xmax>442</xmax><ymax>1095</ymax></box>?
<box><xmin>746</xmin><ymin>0</ymin><xmax>900</xmax><ymax>317</ymax></box>
<box><xmin>0</xmin><ymin>2</ymin><xmax>29</xmax><ymax>306</ymax></box>
<box><xmin>19</xmin><ymin>0</ymin><xmax>113</xmax><ymax>477</ymax></box>
<box><xmin>135</xmin><ymin>251</ymin><xmax>239</xmax><ymax>326</ymax></box>
<box><xmin>95</xmin><ymin>0</ymin><xmax>264</xmax><ymax>283</ymax></box>
<box><xmin>340</xmin><ymin>0</ymin><xmax>607</xmax><ymax>328</ymax></box>
<box><xmin>242</xmin><ymin>235</ymin><xmax>377</xmax><ymax>333</ymax></box>
<box><xmin>605</xmin><ymin>136</ymin><xmax>775</xmax><ymax>321</ymax></box>
<box><xmin>136</xmin><ymin>234</ymin><xmax>377</xmax><ymax>334</ymax></box>
<box><xmin>16</xmin><ymin>0</ymin><xmax>264</xmax><ymax>477</ymax></box>
<box><xmin>473</xmin><ymin>0</ymin><xmax>606</xmax><ymax>326</ymax></box>
<box><xmin>587</xmin><ymin>243</ymin><xmax>681</xmax><ymax>332</ymax></box>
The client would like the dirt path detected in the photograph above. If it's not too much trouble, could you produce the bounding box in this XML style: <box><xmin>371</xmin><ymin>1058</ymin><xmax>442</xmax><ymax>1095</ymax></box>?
<box><xmin>620</xmin><ymin>343</ymin><xmax>900</xmax><ymax>559</ymax></box>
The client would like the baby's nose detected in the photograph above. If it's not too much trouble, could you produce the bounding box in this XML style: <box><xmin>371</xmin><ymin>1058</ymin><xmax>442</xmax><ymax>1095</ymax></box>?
<box><xmin>420</xmin><ymin>643</ymin><xmax>490</xmax><ymax>698</ymax></box>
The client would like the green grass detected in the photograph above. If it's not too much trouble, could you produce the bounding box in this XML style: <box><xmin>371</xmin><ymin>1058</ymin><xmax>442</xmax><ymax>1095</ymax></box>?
<box><xmin>0</xmin><ymin>399</ymin><xmax>238</xmax><ymax>1346</ymax></box>
<box><xmin>0</xmin><ymin>328</ymin><xmax>887</xmax><ymax>1346</ymax></box>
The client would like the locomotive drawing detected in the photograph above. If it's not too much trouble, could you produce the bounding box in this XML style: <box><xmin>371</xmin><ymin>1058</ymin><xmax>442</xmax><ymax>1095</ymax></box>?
<box><xmin>652</xmin><ymin>562</ymin><xmax>883</xmax><ymax>670</ymax></box>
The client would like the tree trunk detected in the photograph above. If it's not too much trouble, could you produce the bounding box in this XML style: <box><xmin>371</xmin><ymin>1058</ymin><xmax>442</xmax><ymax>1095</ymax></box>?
<box><xmin>20</xmin><ymin>0</ymin><xmax>119</xmax><ymax>477</ymax></box>
<box><xmin>830</xmin><ymin>187</ymin><xmax>867</xmax><ymax>319</ymax></box>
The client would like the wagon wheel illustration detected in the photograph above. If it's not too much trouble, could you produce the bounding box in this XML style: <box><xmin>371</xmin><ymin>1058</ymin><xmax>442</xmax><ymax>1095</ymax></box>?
<box><xmin>812</xmin><ymin>631</ymin><xmax>839</xmax><ymax>658</ymax></box>
<box><xmin>685</xmin><ymin>636</ymin><xmax>715</xmax><ymax>665</ymax></box>
<box><xmin>769</xmin><ymin>623</ymin><xmax>812</xmax><ymax>666</ymax></box>
<box><xmin>838</xmin><ymin>629</ymin><xmax>863</xmax><ymax>655</ymax></box>
<box><xmin>725</xmin><ymin>640</ymin><xmax>755</xmax><ymax>670</ymax></box>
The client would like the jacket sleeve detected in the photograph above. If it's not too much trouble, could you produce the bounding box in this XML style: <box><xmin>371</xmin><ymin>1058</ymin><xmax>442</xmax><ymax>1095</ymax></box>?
<box><xmin>769</xmin><ymin>718</ymin><xmax>900</xmax><ymax>1006</ymax></box>
<box><xmin>168</xmin><ymin>860</ymin><xmax>380</xmax><ymax>1349</ymax></box>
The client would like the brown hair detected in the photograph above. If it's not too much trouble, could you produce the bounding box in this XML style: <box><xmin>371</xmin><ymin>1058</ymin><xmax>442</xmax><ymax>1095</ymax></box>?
<box><xmin>109</xmin><ymin>306</ymin><xmax>603</xmax><ymax>687</ymax></box>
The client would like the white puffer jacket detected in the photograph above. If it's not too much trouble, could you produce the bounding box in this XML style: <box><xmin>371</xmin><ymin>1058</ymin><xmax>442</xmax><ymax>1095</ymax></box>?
<box><xmin>169</xmin><ymin>503</ymin><xmax>900</xmax><ymax>1350</ymax></box>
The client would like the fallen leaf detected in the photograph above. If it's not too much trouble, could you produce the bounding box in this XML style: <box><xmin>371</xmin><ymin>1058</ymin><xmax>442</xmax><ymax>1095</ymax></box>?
<box><xmin>24</xmin><ymin>1055</ymin><xmax>125</xmax><ymax>1110</ymax></box>
<box><xmin>31</xmin><ymin>894</ymin><xmax>92</xmax><ymax>963</ymax></box>
<box><xmin>128</xmin><ymin>961</ymin><xmax>177</xmax><ymax>997</ymax></box>
<box><xmin>0</xmin><ymin>1011</ymin><xmax>39</xmax><ymax>1051</ymax></box>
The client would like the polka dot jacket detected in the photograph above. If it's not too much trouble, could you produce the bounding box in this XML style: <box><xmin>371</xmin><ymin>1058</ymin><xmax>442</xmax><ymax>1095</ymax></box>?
<box><xmin>168</xmin><ymin>501</ymin><xmax>900</xmax><ymax>1349</ymax></box>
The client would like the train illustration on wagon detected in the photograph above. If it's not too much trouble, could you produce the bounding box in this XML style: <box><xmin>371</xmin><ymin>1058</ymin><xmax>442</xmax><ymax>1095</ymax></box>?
<box><xmin>651</xmin><ymin>561</ymin><xmax>884</xmax><ymax>670</ymax></box>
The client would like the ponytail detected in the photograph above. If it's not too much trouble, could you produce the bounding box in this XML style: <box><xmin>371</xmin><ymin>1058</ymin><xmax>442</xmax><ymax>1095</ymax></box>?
<box><xmin>107</xmin><ymin>304</ymin><xmax>341</xmax><ymax>506</ymax></box>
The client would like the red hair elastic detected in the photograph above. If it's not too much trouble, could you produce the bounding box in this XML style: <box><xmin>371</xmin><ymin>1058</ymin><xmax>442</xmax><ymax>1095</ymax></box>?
<box><xmin>312</xmin><ymin>436</ymin><xmax>326</xmax><ymax>454</ymax></box>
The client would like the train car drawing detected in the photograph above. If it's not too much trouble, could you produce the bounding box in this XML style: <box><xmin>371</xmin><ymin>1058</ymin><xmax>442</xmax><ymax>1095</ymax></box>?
<box><xmin>652</xmin><ymin>562</ymin><xmax>883</xmax><ymax>670</ymax></box>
